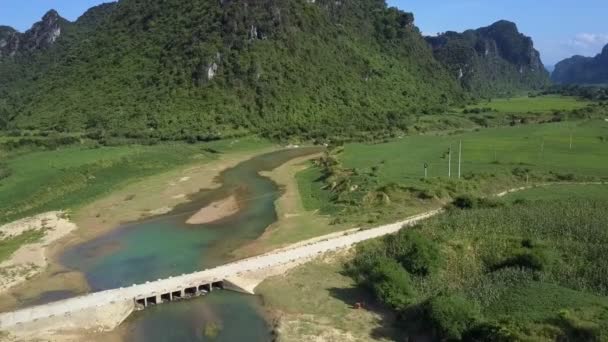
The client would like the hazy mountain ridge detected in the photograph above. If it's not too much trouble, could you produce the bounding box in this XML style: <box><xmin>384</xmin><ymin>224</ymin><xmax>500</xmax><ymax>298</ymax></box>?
<box><xmin>552</xmin><ymin>44</ymin><xmax>608</xmax><ymax>85</ymax></box>
<box><xmin>426</xmin><ymin>20</ymin><xmax>550</xmax><ymax>97</ymax></box>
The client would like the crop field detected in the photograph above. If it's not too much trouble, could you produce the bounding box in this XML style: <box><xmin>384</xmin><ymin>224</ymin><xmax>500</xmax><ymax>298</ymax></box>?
<box><xmin>0</xmin><ymin>137</ymin><xmax>271</xmax><ymax>224</ymax></box>
<box><xmin>466</xmin><ymin>95</ymin><xmax>592</xmax><ymax>113</ymax></box>
<box><xmin>347</xmin><ymin>198</ymin><xmax>608</xmax><ymax>340</ymax></box>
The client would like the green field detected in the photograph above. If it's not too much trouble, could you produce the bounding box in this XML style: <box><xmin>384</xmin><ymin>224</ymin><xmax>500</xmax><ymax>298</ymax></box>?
<box><xmin>0</xmin><ymin>137</ymin><xmax>271</xmax><ymax>224</ymax></box>
<box><xmin>340</xmin><ymin>120</ymin><xmax>607</xmax><ymax>182</ymax></box>
<box><xmin>466</xmin><ymin>95</ymin><xmax>591</xmax><ymax>113</ymax></box>
<box><xmin>298</xmin><ymin>119</ymin><xmax>608</xmax><ymax>225</ymax></box>
<box><xmin>506</xmin><ymin>184</ymin><xmax>608</xmax><ymax>201</ymax></box>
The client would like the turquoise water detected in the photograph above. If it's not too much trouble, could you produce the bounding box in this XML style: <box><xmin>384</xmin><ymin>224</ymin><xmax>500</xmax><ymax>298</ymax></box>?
<box><xmin>58</xmin><ymin>147</ymin><xmax>322</xmax><ymax>341</ymax></box>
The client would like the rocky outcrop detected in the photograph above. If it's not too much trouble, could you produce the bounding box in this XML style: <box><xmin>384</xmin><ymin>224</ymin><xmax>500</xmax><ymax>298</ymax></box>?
<box><xmin>0</xmin><ymin>26</ymin><xmax>20</xmax><ymax>57</ymax></box>
<box><xmin>552</xmin><ymin>44</ymin><xmax>608</xmax><ymax>85</ymax></box>
<box><xmin>426</xmin><ymin>20</ymin><xmax>550</xmax><ymax>97</ymax></box>
<box><xmin>0</xmin><ymin>10</ymin><xmax>67</xmax><ymax>58</ymax></box>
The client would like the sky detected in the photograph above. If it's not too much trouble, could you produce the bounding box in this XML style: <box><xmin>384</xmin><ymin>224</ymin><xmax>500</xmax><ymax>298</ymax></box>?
<box><xmin>1</xmin><ymin>0</ymin><xmax>607</xmax><ymax>65</ymax></box>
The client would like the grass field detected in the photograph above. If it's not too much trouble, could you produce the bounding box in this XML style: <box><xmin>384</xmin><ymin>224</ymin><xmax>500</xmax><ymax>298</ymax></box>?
<box><xmin>298</xmin><ymin>119</ymin><xmax>608</xmax><ymax>225</ymax></box>
<box><xmin>506</xmin><ymin>184</ymin><xmax>608</xmax><ymax>201</ymax></box>
<box><xmin>0</xmin><ymin>137</ymin><xmax>271</xmax><ymax>224</ymax></box>
<box><xmin>466</xmin><ymin>95</ymin><xmax>592</xmax><ymax>113</ymax></box>
<box><xmin>340</xmin><ymin>120</ymin><xmax>607</xmax><ymax>183</ymax></box>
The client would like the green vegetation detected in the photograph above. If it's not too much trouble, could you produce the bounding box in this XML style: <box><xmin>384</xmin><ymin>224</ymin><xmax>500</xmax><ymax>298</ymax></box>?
<box><xmin>0</xmin><ymin>137</ymin><xmax>270</xmax><ymax>224</ymax></box>
<box><xmin>505</xmin><ymin>184</ymin><xmax>608</xmax><ymax>202</ymax></box>
<box><xmin>0</xmin><ymin>229</ymin><xmax>45</xmax><ymax>263</ymax></box>
<box><xmin>346</xmin><ymin>198</ymin><xmax>608</xmax><ymax>340</ymax></box>
<box><xmin>298</xmin><ymin>119</ymin><xmax>608</xmax><ymax>226</ymax></box>
<box><xmin>0</xmin><ymin>0</ymin><xmax>464</xmax><ymax>142</ymax></box>
<box><xmin>543</xmin><ymin>84</ymin><xmax>608</xmax><ymax>101</ymax></box>
<box><xmin>465</xmin><ymin>95</ymin><xmax>590</xmax><ymax>113</ymax></box>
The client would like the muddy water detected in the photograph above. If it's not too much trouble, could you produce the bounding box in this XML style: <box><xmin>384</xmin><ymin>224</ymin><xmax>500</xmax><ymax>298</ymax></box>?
<box><xmin>57</xmin><ymin>147</ymin><xmax>322</xmax><ymax>342</ymax></box>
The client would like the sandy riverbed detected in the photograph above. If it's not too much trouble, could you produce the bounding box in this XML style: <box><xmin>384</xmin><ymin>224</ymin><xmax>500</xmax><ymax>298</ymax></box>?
<box><xmin>0</xmin><ymin>212</ymin><xmax>77</xmax><ymax>295</ymax></box>
<box><xmin>186</xmin><ymin>195</ymin><xmax>240</xmax><ymax>225</ymax></box>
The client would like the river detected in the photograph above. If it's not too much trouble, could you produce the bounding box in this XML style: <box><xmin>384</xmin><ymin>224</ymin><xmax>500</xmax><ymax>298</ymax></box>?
<box><xmin>55</xmin><ymin>147</ymin><xmax>321</xmax><ymax>341</ymax></box>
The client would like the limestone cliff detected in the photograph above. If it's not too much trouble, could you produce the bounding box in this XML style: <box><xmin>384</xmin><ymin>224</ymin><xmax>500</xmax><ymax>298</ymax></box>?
<box><xmin>0</xmin><ymin>10</ymin><xmax>67</xmax><ymax>58</ymax></box>
<box><xmin>552</xmin><ymin>44</ymin><xmax>608</xmax><ymax>85</ymax></box>
<box><xmin>426</xmin><ymin>20</ymin><xmax>550</xmax><ymax>97</ymax></box>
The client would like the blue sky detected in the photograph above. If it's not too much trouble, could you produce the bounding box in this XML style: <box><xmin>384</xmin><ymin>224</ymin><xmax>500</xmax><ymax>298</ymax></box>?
<box><xmin>1</xmin><ymin>0</ymin><xmax>607</xmax><ymax>65</ymax></box>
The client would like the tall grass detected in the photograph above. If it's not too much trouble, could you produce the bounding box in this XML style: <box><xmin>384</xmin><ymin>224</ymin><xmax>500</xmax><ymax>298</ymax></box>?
<box><xmin>349</xmin><ymin>198</ymin><xmax>608</xmax><ymax>340</ymax></box>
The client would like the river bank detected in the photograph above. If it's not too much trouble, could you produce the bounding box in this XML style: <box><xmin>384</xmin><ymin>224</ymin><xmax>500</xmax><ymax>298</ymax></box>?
<box><xmin>0</xmin><ymin>147</ymin><xmax>277</xmax><ymax>311</ymax></box>
<box><xmin>0</xmin><ymin>212</ymin><xmax>77</xmax><ymax>294</ymax></box>
<box><xmin>233</xmin><ymin>153</ymin><xmax>337</xmax><ymax>258</ymax></box>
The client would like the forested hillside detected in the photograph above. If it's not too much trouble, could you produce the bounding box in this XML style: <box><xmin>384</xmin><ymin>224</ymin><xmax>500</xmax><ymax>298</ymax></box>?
<box><xmin>552</xmin><ymin>44</ymin><xmax>608</xmax><ymax>85</ymax></box>
<box><xmin>427</xmin><ymin>21</ymin><xmax>550</xmax><ymax>97</ymax></box>
<box><xmin>0</xmin><ymin>0</ymin><xmax>465</xmax><ymax>142</ymax></box>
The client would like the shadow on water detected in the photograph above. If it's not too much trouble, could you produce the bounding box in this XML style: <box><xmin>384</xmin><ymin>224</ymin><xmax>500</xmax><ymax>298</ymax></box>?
<box><xmin>55</xmin><ymin>147</ymin><xmax>323</xmax><ymax>342</ymax></box>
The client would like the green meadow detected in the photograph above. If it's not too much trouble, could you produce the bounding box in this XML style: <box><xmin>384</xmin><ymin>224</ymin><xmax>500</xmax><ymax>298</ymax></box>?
<box><xmin>340</xmin><ymin>119</ymin><xmax>607</xmax><ymax>182</ymax></box>
<box><xmin>0</xmin><ymin>137</ymin><xmax>271</xmax><ymax>224</ymax></box>
<box><xmin>298</xmin><ymin>118</ymin><xmax>608</xmax><ymax>226</ymax></box>
<box><xmin>466</xmin><ymin>95</ymin><xmax>592</xmax><ymax>113</ymax></box>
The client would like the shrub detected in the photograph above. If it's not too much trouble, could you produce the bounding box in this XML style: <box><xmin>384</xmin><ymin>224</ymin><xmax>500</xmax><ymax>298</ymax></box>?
<box><xmin>386</xmin><ymin>230</ymin><xmax>441</xmax><ymax>276</ymax></box>
<box><xmin>424</xmin><ymin>294</ymin><xmax>481</xmax><ymax>340</ymax></box>
<box><xmin>452</xmin><ymin>195</ymin><xmax>503</xmax><ymax>210</ymax></box>
<box><xmin>366</xmin><ymin>257</ymin><xmax>417</xmax><ymax>310</ymax></box>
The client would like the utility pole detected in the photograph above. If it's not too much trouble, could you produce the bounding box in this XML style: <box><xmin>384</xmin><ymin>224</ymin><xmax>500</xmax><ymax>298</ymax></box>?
<box><xmin>424</xmin><ymin>163</ymin><xmax>428</xmax><ymax>179</ymax></box>
<box><xmin>448</xmin><ymin>146</ymin><xmax>452</xmax><ymax>178</ymax></box>
<box><xmin>541</xmin><ymin>138</ymin><xmax>545</xmax><ymax>158</ymax></box>
<box><xmin>458</xmin><ymin>140</ymin><xmax>462</xmax><ymax>179</ymax></box>
<box><xmin>570</xmin><ymin>132</ymin><xmax>573</xmax><ymax>150</ymax></box>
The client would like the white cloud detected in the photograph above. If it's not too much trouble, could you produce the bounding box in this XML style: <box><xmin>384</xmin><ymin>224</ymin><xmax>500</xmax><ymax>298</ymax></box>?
<box><xmin>568</xmin><ymin>33</ymin><xmax>608</xmax><ymax>50</ymax></box>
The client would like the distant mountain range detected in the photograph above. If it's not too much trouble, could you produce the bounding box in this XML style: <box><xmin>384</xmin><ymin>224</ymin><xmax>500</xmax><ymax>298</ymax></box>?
<box><xmin>552</xmin><ymin>44</ymin><xmax>608</xmax><ymax>85</ymax></box>
<box><xmin>0</xmin><ymin>0</ymin><xmax>551</xmax><ymax>140</ymax></box>
<box><xmin>426</xmin><ymin>20</ymin><xmax>550</xmax><ymax>97</ymax></box>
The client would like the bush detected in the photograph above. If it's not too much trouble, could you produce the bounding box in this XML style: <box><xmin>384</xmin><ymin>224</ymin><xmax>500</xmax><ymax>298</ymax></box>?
<box><xmin>366</xmin><ymin>257</ymin><xmax>417</xmax><ymax>310</ymax></box>
<box><xmin>424</xmin><ymin>294</ymin><xmax>481</xmax><ymax>340</ymax></box>
<box><xmin>387</xmin><ymin>230</ymin><xmax>441</xmax><ymax>276</ymax></box>
<box><xmin>452</xmin><ymin>195</ymin><xmax>503</xmax><ymax>210</ymax></box>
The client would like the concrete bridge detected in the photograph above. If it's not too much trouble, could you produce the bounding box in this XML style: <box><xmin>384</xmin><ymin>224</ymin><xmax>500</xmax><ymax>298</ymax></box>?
<box><xmin>0</xmin><ymin>209</ymin><xmax>441</xmax><ymax>332</ymax></box>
